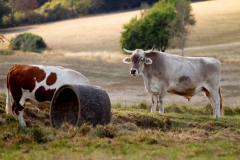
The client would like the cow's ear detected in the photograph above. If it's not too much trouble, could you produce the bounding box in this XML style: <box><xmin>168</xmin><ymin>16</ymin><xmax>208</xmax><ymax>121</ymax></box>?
<box><xmin>123</xmin><ymin>57</ymin><xmax>131</xmax><ymax>64</ymax></box>
<box><xmin>145</xmin><ymin>58</ymin><xmax>152</xmax><ymax>65</ymax></box>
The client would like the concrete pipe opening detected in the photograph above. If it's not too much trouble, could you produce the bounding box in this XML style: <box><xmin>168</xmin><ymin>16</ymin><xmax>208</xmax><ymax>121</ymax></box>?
<box><xmin>50</xmin><ymin>85</ymin><xmax>111</xmax><ymax>128</ymax></box>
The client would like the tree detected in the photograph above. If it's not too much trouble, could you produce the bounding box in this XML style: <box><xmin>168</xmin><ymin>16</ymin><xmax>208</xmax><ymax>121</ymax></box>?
<box><xmin>15</xmin><ymin>0</ymin><xmax>38</xmax><ymax>17</ymax></box>
<box><xmin>66</xmin><ymin>0</ymin><xmax>105</xmax><ymax>15</ymax></box>
<box><xmin>120</xmin><ymin>0</ymin><xmax>195</xmax><ymax>53</ymax></box>
<box><xmin>0</xmin><ymin>0</ymin><xmax>11</xmax><ymax>27</ymax></box>
<box><xmin>36</xmin><ymin>0</ymin><xmax>48</xmax><ymax>7</ymax></box>
<box><xmin>120</xmin><ymin>1</ymin><xmax>176</xmax><ymax>52</ymax></box>
<box><xmin>0</xmin><ymin>34</ymin><xmax>9</xmax><ymax>42</ymax></box>
<box><xmin>168</xmin><ymin>0</ymin><xmax>196</xmax><ymax>56</ymax></box>
<box><xmin>78</xmin><ymin>0</ymin><xmax>104</xmax><ymax>14</ymax></box>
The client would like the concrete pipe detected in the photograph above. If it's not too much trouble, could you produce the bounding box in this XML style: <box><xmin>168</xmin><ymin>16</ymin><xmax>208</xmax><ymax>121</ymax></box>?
<box><xmin>50</xmin><ymin>84</ymin><xmax>111</xmax><ymax>128</ymax></box>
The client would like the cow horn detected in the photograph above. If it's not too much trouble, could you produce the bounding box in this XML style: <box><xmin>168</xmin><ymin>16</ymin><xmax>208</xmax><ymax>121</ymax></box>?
<box><xmin>144</xmin><ymin>45</ymin><xmax>155</xmax><ymax>54</ymax></box>
<box><xmin>123</xmin><ymin>48</ymin><xmax>133</xmax><ymax>54</ymax></box>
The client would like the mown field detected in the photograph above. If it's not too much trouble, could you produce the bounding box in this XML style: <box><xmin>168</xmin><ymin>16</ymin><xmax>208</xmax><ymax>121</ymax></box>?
<box><xmin>1</xmin><ymin>0</ymin><xmax>240</xmax><ymax>159</ymax></box>
<box><xmin>1</xmin><ymin>93</ymin><xmax>240</xmax><ymax>160</ymax></box>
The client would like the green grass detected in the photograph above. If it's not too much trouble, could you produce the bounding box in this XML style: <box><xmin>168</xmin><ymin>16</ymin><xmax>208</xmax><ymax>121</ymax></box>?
<box><xmin>1</xmin><ymin>93</ymin><xmax>240</xmax><ymax>159</ymax></box>
<box><xmin>0</xmin><ymin>49</ymin><xmax>13</xmax><ymax>55</ymax></box>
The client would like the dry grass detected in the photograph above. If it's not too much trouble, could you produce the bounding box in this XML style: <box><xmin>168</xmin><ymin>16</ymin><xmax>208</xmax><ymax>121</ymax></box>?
<box><xmin>188</xmin><ymin>0</ymin><xmax>240</xmax><ymax>47</ymax></box>
<box><xmin>1</xmin><ymin>97</ymin><xmax>240</xmax><ymax>159</ymax></box>
<box><xmin>0</xmin><ymin>11</ymin><xmax>141</xmax><ymax>52</ymax></box>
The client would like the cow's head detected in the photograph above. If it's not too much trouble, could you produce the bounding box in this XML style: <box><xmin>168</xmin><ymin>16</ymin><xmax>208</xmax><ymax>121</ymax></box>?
<box><xmin>123</xmin><ymin>47</ymin><xmax>153</xmax><ymax>76</ymax></box>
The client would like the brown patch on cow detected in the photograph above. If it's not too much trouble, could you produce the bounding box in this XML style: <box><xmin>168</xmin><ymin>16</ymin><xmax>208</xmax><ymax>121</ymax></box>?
<box><xmin>7</xmin><ymin>65</ymin><xmax>46</xmax><ymax>111</ymax></box>
<box><xmin>12</xmin><ymin>101</ymin><xmax>24</xmax><ymax>114</ymax></box>
<box><xmin>46</xmin><ymin>72</ymin><xmax>57</xmax><ymax>86</ymax></box>
<box><xmin>202</xmin><ymin>87</ymin><xmax>210</xmax><ymax>97</ymax></box>
<box><xmin>168</xmin><ymin>88</ymin><xmax>196</xmax><ymax>97</ymax></box>
<box><xmin>35</xmin><ymin>86</ymin><xmax>56</xmax><ymax>102</ymax></box>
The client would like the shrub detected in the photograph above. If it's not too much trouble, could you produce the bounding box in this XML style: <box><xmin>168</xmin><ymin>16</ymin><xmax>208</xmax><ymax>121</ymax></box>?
<box><xmin>9</xmin><ymin>33</ymin><xmax>47</xmax><ymax>53</ymax></box>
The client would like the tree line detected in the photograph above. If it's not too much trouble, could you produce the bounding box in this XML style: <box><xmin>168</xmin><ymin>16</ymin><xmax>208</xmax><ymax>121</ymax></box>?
<box><xmin>0</xmin><ymin>0</ymin><xmax>160</xmax><ymax>28</ymax></box>
<box><xmin>0</xmin><ymin>0</ymin><xmax>201</xmax><ymax>28</ymax></box>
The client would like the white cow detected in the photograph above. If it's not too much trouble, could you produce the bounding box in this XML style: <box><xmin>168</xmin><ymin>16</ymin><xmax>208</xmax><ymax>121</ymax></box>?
<box><xmin>123</xmin><ymin>48</ymin><xmax>223</xmax><ymax>118</ymax></box>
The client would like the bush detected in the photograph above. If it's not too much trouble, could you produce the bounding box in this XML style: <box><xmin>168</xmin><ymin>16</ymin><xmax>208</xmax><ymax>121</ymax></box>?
<box><xmin>9</xmin><ymin>33</ymin><xmax>47</xmax><ymax>53</ymax></box>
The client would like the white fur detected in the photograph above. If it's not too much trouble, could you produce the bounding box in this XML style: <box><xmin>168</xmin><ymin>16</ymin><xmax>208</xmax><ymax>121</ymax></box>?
<box><xmin>18</xmin><ymin>111</ymin><xmax>26</xmax><ymax>127</ymax></box>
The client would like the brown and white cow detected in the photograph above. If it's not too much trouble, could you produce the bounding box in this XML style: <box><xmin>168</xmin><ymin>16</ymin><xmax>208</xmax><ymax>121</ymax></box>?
<box><xmin>123</xmin><ymin>48</ymin><xmax>223</xmax><ymax>118</ymax></box>
<box><xmin>6</xmin><ymin>64</ymin><xmax>90</xmax><ymax>126</ymax></box>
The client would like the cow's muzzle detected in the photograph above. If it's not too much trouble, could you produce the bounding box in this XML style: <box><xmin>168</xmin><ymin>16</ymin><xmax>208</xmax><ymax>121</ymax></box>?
<box><xmin>130</xmin><ymin>68</ymin><xmax>137</xmax><ymax>76</ymax></box>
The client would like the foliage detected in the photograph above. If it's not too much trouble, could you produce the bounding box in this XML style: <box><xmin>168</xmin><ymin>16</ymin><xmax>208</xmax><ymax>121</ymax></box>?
<box><xmin>38</xmin><ymin>1</ymin><xmax>74</xmax><ymax>22</ymax></box>
<box><xmin>120</xmin><ymin>1</ymin><xmax>176</xmax><ymax>52</ymax></box>
<box><xmin>75</xmin><ymin>0</ymin><xmax>105</xmax><ymax>15</ymax></box>
<box><xmin>120</xmin><ymin>0</ymin><xmax>195</xmax><ymax>52</ymax></box>
<box><xmin>9</xmin><ymin>32</ymin><xmax>47</xmax><ymax>53</ymax></box>
<box><xmin>15</xmin><ymin>0</ymin><xmax>39</xmax><ymax>14</ymax></box>
<box><xmin>168</xmin><ymin>0</ymin><xmax>196</xmax><ymax>56</ymax></box>
<box><xmin>0</xmin><ymin>0</ymin><xmax>160</xmax><ymax>28</ymax></box>
<box><xmin>0</xmin><ymin>34</ymin><xmax>9</xmax><ymax>43</ymax></box>
<box><xmin>0</xmin><ymin>0</ymin><xmax>11</xmax><ymax>26</ymax></box>
<box><xmin>36</xmin><ymin>0</ymin><xmax>48</xmax><ymax>7</ymax></box>
<box><xmin>93</xmin><ymin>0</ymin><xmax>158</xmax><ymax>13</ymax></box>
<box><xmin>0</xmin><ymin>49</ymin><xmax>13</xmax><ymax>55</ymax></box>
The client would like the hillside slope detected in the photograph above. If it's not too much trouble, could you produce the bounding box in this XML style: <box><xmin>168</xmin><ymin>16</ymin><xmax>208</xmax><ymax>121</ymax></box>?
<box><xmin>0</xmin><ymin>0</ymin><xmax>240</xmax><ymax>53</ymax></box>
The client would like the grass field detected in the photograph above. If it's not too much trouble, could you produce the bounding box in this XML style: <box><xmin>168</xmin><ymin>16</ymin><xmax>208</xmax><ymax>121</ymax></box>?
<box><xmin>1</xmin><ymin>0</ymin><xmax>240</xmax><ymax>159</ymax></box>
<box><xmin>1</xmin><ymin>94</ymin><xmax>240</xmax><ymax>160</ymax></box>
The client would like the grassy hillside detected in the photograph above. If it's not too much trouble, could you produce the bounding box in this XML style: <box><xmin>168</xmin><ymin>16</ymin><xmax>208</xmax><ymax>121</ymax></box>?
<box><xmin>1</xmin><ymin>93</ymin><xmax>240</xmax><ymax>159</ymax></box>
<box><xmin>1</xmin><ymin>1</ymin><xmax>240</xmax><ymax>159</ymax></box>
<box><xmin>187</xmin><ymin>0</ymin><xmax>240</xmax><ymax>47</ymax></box>
<box><xmin>0</xmin><ymin>0</ymin><xmax>240</xmax><ymax>53</ymax></box>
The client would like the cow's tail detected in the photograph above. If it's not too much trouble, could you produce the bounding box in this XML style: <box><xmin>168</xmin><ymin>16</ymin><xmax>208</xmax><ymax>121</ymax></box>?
<box><xmin>5</xmin><ymin>84</ymin><xmax>12</xmax><ymax>114</ymax></box>
<box><xmin>5</xmin><ymin>66</ymin><xmax>14</xmax><ymax>114</ymax></box>
<box><xmin>219</xmin><ymin>87</ymin><xmax>223</xmax><ymax>115</ymax></box>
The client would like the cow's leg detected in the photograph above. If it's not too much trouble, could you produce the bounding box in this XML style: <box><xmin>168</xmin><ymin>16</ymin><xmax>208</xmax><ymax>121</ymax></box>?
<box><xmin>151</xmin><ymin>94</ymin><xmax>158</xmax><ymax>112</ymax></box>
<box><xmin>207</xmin><ymin>96</ymin><xmax>216</xmax><ymax>117</ymax></box>
<box><xmin>203</xmin><ymin>88</ymin><xmax>216</xmax><ymax>117</ymax></box>
<box><xmin>205</xmin><ymin>86</ymin><xmax>221</xmax><ymax>118</ymax></box>
<box><xmin>210</xmin><ymin>90</ymin><xmax>221</xmax><ymax>119</ymax></box>
<box><xmin>158</xmin><ymin>87</ymin><xmax>167</xmax><ymax>113</ymax></box>
<box><xmin>158</xmin><ymin>95</ymin><xmax>165</xmax><ymax>113</ymax></box>
<box><xmin>12</xmin><ymin>102</ymin><xmax>26</xmax><ymax>127</ymax></box>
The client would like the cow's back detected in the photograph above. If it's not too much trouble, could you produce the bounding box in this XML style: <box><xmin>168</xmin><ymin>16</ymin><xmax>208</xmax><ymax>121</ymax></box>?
<box><xmin>7</xmin><ymin>64</ymin><xmax>90</xmax><ymax>107</ymax></box>
<box><xmin>145</xmin><ymin>52</ymin><xmax>221</xmax><ymax>82</ymax></box>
